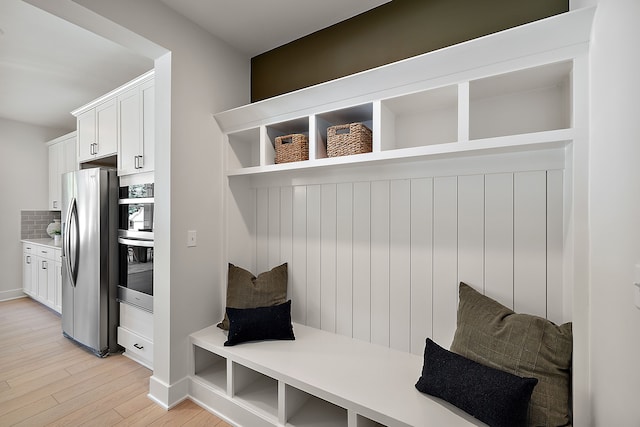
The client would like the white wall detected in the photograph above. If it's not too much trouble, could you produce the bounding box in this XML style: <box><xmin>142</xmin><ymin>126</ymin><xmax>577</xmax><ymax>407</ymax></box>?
<box><xmin>0</xmin><ymin>118</ymin><xmax>68</xmax><ymax>300</ymax></box>
<box><xmin>586</xmin><ymin>0</ymin><xmax>640</xmax><ymax>424</ymax></box>
<box><xmin>32</xmin><ymin>0</ymin><xmax>250</xmax><ymax>407</ymax></box>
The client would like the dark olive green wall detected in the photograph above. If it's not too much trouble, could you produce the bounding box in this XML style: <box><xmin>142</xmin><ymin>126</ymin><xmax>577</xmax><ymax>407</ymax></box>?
<box><xmin>251</xmin><ymin>0</ymin><xmax>568</xmax><ymax>102</ymax></box>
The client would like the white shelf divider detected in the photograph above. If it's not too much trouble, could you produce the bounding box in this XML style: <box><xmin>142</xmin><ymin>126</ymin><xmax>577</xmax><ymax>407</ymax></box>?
<box><xmin>458</xmin><ymin>81</ymin><xmax>470</xmax><ymax>142</ymax></box>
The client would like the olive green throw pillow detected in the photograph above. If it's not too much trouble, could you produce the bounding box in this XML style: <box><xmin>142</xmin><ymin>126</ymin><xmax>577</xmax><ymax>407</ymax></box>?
<box><xmin>450</xmin><ymin>282</ymin><xmax>573</xmax><ymax>427</ymax></box>
<box><xmin>217</xmin><ymin>263</ymin><xmax>288</xmax><ymax>330</ymax></box>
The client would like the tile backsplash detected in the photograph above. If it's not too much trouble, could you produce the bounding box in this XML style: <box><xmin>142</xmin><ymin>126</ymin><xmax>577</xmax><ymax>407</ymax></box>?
<box><xmin>21</xmin><ymin>210</ymin><xmax>61</xmax><ymax>239</ymax></box>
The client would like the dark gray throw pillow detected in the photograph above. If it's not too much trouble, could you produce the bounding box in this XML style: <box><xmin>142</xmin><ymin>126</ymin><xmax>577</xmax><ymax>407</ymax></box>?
<box><xmin>224</xmin><ymin>300</ymin><xmax>295</xmax><ymax>346</ymax></box>
<box><xmin>416</xmin><ymin>338</ymin><xmax>538</xmax><ymax>427</ymax></box>
<box><xmin>450</xmin><ymin>282</ymin><xmax>573</xmax><ymax>427</ymax></box>
<box><xmin>218</xmin><ymin>263</ymin><xmax>288</xmax><ymax>330</ymax></box>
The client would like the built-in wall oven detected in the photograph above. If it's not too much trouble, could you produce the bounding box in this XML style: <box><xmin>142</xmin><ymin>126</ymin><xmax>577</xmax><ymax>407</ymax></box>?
<box><xmin>117</xmin><ymin>182</ymin><xmax>154</xmax><ymax>312</ymax></box>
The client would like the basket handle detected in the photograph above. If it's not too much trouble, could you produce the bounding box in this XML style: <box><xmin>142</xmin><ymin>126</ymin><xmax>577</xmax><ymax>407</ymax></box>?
<box><xmin>280</xmin><ymin>136</ymin><xmax>293</xmax><ymax>144</ymax></box>
<box><xmin>335</xmin><ymin>127</ymin><xmax>351</xmax><ymax>135</ymax></box>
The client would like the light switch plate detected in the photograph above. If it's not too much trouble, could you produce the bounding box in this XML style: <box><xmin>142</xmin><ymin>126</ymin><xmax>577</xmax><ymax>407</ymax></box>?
<box><xmin>187</xmin><ymin>230</ymin><xmax>197</xmax><ymax>247</ymax></box>
<box><xmin>634</xmin><ymin>264</ymin><xmax>640</xmax><ymax>309</ymax></box>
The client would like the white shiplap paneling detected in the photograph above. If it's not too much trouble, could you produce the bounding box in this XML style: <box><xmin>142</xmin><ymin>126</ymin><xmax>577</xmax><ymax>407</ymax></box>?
<box><xmin>484</xmin><ymin>173</ymin><xmax>514</xmax><ymax>306</ymax></box>
<box><xmin>370</xmin><ymin>180</ymin><xmax>391</xmax><ymax>347</ymax></box>
<box><xmin>250</xmin><ymin>169</ymin><xmax>561</xmax><ymax>353</ymax></box>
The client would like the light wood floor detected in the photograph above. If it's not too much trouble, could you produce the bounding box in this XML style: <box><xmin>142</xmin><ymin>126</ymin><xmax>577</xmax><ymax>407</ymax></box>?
<box><xmin>0</xmin><ymin>297</ymin><xmax>233</xmax><ymax>426</ymax></box>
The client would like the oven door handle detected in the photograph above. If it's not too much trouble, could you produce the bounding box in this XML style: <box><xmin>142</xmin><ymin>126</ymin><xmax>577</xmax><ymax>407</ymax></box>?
<box><xmin>118</xmin><ymin>237</ymin><xmax>154</xmax><ymax>248</ymax></box>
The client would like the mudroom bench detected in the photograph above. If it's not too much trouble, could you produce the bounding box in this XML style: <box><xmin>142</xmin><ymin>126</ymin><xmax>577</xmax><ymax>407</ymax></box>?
<box><xmin>188</xmin><ymin>323</ymin><xmax>484</xmax><ymax>427</ymax></box>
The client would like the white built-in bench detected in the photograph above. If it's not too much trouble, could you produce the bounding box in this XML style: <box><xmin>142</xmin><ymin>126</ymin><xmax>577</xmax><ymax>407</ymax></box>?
<box><xmin>189</xmin><ymin>323</ymin><xmax>485</xmax><ymax>427</ymax></box>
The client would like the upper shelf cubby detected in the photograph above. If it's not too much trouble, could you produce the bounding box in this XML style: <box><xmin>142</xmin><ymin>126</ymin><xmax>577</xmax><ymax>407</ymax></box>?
<box><xmin>227</xmin><ymin>128</ymin><xmax>260</xmax><ymax>170</ymax></box>
<box><xmin>469</xmin><ymin>61</ymin><xmax>572</xmax><ymax>140</ymax></box>
<box><xmin>379</xmin><ymin>85</ymin><xmax>458</xmax><ymax>151</ymax></box>
<box><xmin>265</xmin><ymin>117</ymin><xmax>310</xmax><ymax>166</ymax></box>
<box><xmin>315</xmin><ymin>103</ymin><xmax>373</xmax><ymax>160</ymax></box>
<box><xmin>214</xmin><ymin>8</ymin><xmax>594</xmax><ymax>177</ymax></box>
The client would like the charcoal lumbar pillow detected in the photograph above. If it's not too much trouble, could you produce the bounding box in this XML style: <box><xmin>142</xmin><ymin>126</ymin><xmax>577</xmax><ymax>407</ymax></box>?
<box><xmin>224</xmin><ymin>300</ymin><xmax>295</xmax><ymax>346</ymax></box>
<box><xmin>450</xmin><ymin>282</ymin><xmax>573</xmax><ymax>427</ymax></box>
<box><xmin>218</xmin><ymin>263</ymin><xmax>288</xmax><ymax>330</ymax></box>
<box><xmin>416</xmin><ymin>338</ymin><xmax>537</xmax><ymax>427</ymax></box>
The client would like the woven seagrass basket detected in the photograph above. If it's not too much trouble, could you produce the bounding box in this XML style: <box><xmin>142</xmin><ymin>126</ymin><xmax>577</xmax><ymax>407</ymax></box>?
<box><xmin>275</xmin><ymin>133</ymin><xmax>309</xmax><ymax>163</ymax></box>
<box><xmin>326</xmin><ymin>123</ymin><xmax>372</xmax><ymax>157</ymax></box>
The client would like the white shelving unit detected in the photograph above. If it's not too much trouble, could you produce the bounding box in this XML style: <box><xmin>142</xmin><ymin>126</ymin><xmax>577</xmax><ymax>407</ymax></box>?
<box><xmin>219</xmin><ymin>60</ymin><xmax>573</xmax><ymax>178</ymax></box>
<box><xmin>202</xmin><ymin>7</ymin><xmax>595</xmax><ymax>426</ymax></box>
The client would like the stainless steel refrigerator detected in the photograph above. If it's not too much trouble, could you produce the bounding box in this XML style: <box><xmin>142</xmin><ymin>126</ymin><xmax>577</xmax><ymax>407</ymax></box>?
<box><xmin>61</xmin><ymin>167</ymin><xmax>119</xmax><ymax>357</ymax></box>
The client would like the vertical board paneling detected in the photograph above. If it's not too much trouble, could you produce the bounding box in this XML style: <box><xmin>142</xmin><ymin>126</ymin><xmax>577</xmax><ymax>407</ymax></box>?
<box><xmin>321</xmin><ymin>184</ymin><xmax>337</xmax><ymax>332</ymax></box>
<box><xmin>410</xmin><ymin>178</ymin><xmax>433</xmax><ymax>355</ymax></box>
<box><xmin>256</xmin><ymin>188</ymin><xmax>269</xmax><ymax>273</ymax></box>
<box><xmin>432</xmin><ymin>177</ymin><xmax>458</xmax><ymax>348</ymax></box>
<box><xmin>306</xmin><ymin>185</ymin><xmax>322</xmax><ymax>329</ymax></box>
<box><xmin>389</xmin><ymin>180</ymin><xmax>411</xmax><ymax>352</ymax></box>
<box><xmin>457</xmin><ymin>175</ymin><xmax>485</xmax><ymax>290</ymax></box>
<box><xmin>280</xmin><ymin>187</ymin><xmax>293</xmax><ymax>300</ymax></box>
<box><xmin>268</xmin><ymin>187</ymin><xmax>281</xmax><ymax>268</ymax></box>
<box><xmin>514</xmin><ymin>171</ymin><xmax>547</xmax><ymax>318</ymax></box>
<box><xmin>245</xmin><ymin>167</ymin><xmax>562</xmax><ymax>351</ymax></box>
<box><xmin>547</xmin><ymin>170</ymin><xmax>564</xmax><ymax>324</ymax></box>
<box><xmin>370</xmin><ymin>181</ymin><xmax>390</xmax><ymax>347</ymax></box>
<box><xmin>292</xmin><ymin>186</ymin><xmax>307</xmax><ymax>323</ymax></box>
<box><xmin>336</xmin><ymin>183</ymin><xmax>353</xmax><ymax>337</ymax></box>
<box><xmin>484</xmin><ymin>173</ymin><xmax>514</xmax><ymax>308</ymax></box>
<box><xmin>352</xmin><ymin>182</ymin><xmax>371</xmax><ymax>342</ymax></box>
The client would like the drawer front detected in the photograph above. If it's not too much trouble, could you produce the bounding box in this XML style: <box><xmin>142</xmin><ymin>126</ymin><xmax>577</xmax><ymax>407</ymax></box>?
<box><xmin>36</xmin><ymin>246</ymin><xmax>57</xmax><ymax>261</ymax></box>
<box><xmin>23</xmin><ymin>243</ymin><xmax>33</xmax><ymax>254</ymax></box>
<box><xmin>119</xmin><ymin>302</ymin><xmax>153</xmax><ymax>340</ymax></box>
<box><xmin>118</xmin><ymin>326</ymin><xmax>153</xmax><ymax>365</ymax></box>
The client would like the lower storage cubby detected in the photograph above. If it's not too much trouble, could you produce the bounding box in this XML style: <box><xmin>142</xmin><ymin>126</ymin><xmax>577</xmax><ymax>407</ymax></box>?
<box><xmin>283</xmin><ymin>384</ymin><xmax>348</xmax><ymax>427</ymax></box>
<box><xmin>354</xmin><ymin>414</ymin><xmax>385</xmax><ymax>427</ymax></box>
<box><xmin>193</xmin><ymin>346</ymin><xmax>227</xmax><ymax>392</ymax></box>
<box><xmin>231</xmin><ymin>362</ymin><xmax>279</xmax><ymax>422</ymax></box>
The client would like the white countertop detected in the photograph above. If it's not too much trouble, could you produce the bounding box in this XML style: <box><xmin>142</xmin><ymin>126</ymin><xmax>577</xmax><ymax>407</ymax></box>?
<box><xmin>21</xmin><ymin>238</ymin><xmax>62</xmax><ymax>250</ymax></box>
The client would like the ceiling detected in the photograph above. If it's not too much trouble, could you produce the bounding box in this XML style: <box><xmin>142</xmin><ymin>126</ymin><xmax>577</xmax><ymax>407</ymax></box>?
<box><xmin>0</xmin><ymin>0</ymin><xmax>389</xmax><ymax>133</ymax></box>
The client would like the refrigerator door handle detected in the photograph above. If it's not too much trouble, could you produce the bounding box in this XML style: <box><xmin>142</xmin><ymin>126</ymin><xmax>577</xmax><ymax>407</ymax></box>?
<box><xmin>64</xmin><ymin>198</ymin><xmax>80</xmax><ymax>287</ymax></box>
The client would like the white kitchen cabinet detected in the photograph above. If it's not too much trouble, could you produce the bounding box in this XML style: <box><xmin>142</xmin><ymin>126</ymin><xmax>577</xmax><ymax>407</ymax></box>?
<box><xmin>118</xmin><ymin>302</ymin><xmax>153</xmax><ymax>368</ymax></box>
<box><xmin>72</xmin><ymin>70</ymin><xmax>154</xmax><ymax>169</ymax></box>
<box><xmin>54</xmin><ymin>258</ymin><xmax>62</xmax><ymax>313</ymax></box>
<box><xmin>118</xmin><ymin>76</ymin><xmax>154</xmax><ymax>175</ymax></box>
<box><xmin>23</xmin><ymin>241</ymin><xmax>62</xmax><ymax>314</ymax></box>
<box><xmin>22</xmin><ymin>244</ymin><xmax>37</xmax><ymax>297</ymax></box>
<box><xmin>48</xmin><ymin>131</ymin><xmax>77</xmax><ymax>210</ymax></box>
<box><xmin>76</xmin><ymin>98</ymin><xmax>117</xmax><ymax>163</ymax></box>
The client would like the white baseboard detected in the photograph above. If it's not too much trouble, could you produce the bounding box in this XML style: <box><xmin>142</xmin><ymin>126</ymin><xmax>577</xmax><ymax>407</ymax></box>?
<box><xmin>0</xmin><ymin>289</ymin><xmax>27</xmax><ymax>302</ymax></box>
<box><xmin>148</xmin><ymin>375</ymin><xmax>189</xmax><ymax>409</ymax></box>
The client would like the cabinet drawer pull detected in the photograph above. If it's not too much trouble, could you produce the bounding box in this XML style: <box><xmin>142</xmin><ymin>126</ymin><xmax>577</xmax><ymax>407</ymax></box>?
<box><xmin>134</xmin><ymin>155</ymin><xmax>144</xmax><ymax>169</ymax></box>
<box><xmin>26</xmin><ymin>256</ymin><xmax>31</xmax><ymax>264</ymax></box>
<box><xmin>133</xmin><ymin>343</ymin><xmax>144</xmax><ymax>350</ymax></box>
<box><xmin>41</xmin><ymin>260</ymin><xmax>48</xmax><ymax>270</ymax></box>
